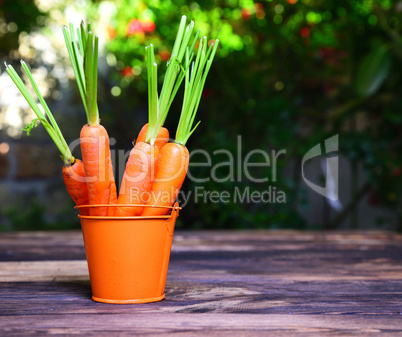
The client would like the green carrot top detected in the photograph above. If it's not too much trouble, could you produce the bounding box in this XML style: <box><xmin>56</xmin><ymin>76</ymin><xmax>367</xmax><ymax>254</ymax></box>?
<box><xmin>63</xmin><ymin>21</ymin><xmax>99</xmax><ymax>126</ymax></box>
<box><xmin>5</xmin><ymin>61</ymin><xmax>74</xmax><ymax>165</ymax></box>
<box><xmin>145</xmin><ymin>15</ymin><xmax>200</xmax><ymax>145</ymax></box>
<box><xmin>175</xmin><ymin>37</ymin><xmax>219</xmax><ymax>146</ymax></box>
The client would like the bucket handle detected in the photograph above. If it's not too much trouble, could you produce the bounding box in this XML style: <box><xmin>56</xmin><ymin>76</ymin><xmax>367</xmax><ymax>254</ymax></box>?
<box><xmin>166</xmin><ymin>202</ymin><xmax>180</xmax><ymax>237</ymax></box>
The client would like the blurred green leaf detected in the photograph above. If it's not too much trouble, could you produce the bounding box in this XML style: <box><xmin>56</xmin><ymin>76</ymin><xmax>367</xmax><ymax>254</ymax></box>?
<box><xmin>355</xmin><ymin>45</ymin><xmax>391</xmax><ymax>97</ymax></box>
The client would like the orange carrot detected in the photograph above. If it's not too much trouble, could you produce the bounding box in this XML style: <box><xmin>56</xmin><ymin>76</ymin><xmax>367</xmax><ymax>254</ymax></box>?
<box><xmin>142</xmin><ymin>36</ymin><xmax>219</xmax><ymax>216</ymax></box>
<box><xmin>116</xmin><ymin>19</ymin><xmax>196</xmax><ymax>217</ymax></box>
<box><xmin>136</xmin><ymin>123</ymin><xmax>169</xmax><ymax>151</ymax></box>
<box><xmin>80</xmin><ymin>124</ymin><xmax>114</xmax><ymax>216</ymax></box>
<box><xmin>63</xmin><ymin>22</ymin><xmax>116</xmax><ymax>216</ymax></box>
<box><xmin>115</xmin><ymin>142</ymin><xmax>159</xmax><ymax>216</ymax></box>
<box><xmin>108</xmin><ymin>180</ymin><xmax>117</xmax><ymax>216</ymax></box>
<box><xmin>142</xmin><ymin>143</ymin><xmax>189</xmax><ymax>216</ymax></box>
<box><xmin>6</xmin><ymin>61</ymin><xmax>89</xmax><ymax>214</ymax></box>
<box><xmin>62</xmin><ymin>159</ymin><xmax>89</xmax><ymax>215</ymax></box>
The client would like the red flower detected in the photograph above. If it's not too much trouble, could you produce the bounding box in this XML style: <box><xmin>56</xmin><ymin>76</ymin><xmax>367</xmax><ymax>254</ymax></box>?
<box><xmin>254</xmin><ymin>2</ymin><xmax>263</xmax><ymax>13</ymax></box>
<box><xmin>122</xmin><ymin>66</ymin><xmax>134</xmax><ymax>77</ymax></box>
<box><xmin>126</xmin><ymin>18</ymin><xmax>156</xmax><ymax>36</ymax></box>
<box><xmin>127</xmin><ymin>19</ymin><xmax>143</xmax><ymax>36</ymax></box>
<box><xmin>242</xmin><ymin>8</ymin><xmax>251</xmax><ymax>21</ymax></box>
<box><xmin>158</xmin><ymin>50</ymin><xmax>171</xmax><ymax>62</ymax></box>
<box><xmin>141</xmin><ymin>20</ymin><xmax>156</xmax><ymax>33</ymax></box>
<box><xmin>300</xmin><ymin>27</ymin><xmax>310</xmax><ymax>38</ymax></box>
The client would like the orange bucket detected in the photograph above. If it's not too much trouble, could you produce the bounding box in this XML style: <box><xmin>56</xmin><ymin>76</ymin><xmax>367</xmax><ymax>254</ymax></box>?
<box><xmin>76</xmin><ymin>202</ymin><xmax>180</xmax><ymax>304</ymax></box>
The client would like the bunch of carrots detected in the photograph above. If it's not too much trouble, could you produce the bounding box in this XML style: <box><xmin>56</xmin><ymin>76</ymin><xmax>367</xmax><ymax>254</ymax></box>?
<box><xmin>6</xmin><ymin>16</ymin><xmax>218</xmax><ymax>217</ymax></box>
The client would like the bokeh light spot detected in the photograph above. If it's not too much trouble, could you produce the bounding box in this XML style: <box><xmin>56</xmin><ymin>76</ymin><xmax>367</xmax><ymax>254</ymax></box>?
<box><xmin>254</xmin><ymin>3</ymin><xmax>263</xmax><ymax>13</ymax></box>
<box><xmin>106</xmin><ymin>53</ymin><xmax>117</xmax><ymax>67</ymax></box>
<box><xmin>256</xmin><ymin>11</ymin><xmax>265</xmax><ymax>20</ymax></box>
<box><xmin>111</xmin><ymin>86</ymin><xmax>121</xmax><ymax>96</ymax></box>
<box><xmin>0</xmin><ymin>143</ymin><xmax>10</xmax><ymax>154</ymax></box>
<box><xmin>7</xmin><ymin>22</ymin><xmax>18</xmax><ymax>33</ymax></box>
<box><xmin>274</xmin><ymin>81</ymin><xmax>284</xmax><ymax>91</ymax></box>
<box><xmin>306</xmin><ymin>12</ymin><xmax>322</xmax><ymax>24</ymax></box>
<box><xmin>274</xmin><ymin>4</ymin><xmax>284</xmax><ymax>14</ymax></box>
<box><xmin>133</xmin><ymin>66</ymin><xmax>142</xmax><ymax>76</ymax></box>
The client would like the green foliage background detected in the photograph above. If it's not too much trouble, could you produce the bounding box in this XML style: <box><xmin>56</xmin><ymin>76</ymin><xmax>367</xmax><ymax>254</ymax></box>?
<box><xmin>103</xmin><ymin>0</ymin><xmax>401</xmax><ymax>230</ymax></box>
<box><xmin>1</xmin><ymin>0</ymin><xmax>401</xmax><ymax>230</ymax></box>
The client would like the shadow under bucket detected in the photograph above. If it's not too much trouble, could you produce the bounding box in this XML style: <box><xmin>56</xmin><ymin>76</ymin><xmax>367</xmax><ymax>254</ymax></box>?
<box><xmin>76</xmin><ymin>202</ymin><xmax>180</xmax><ymax>304</ymax></box>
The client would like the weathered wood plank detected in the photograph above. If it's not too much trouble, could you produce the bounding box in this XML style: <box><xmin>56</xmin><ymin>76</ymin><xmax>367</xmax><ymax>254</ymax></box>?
<box><xmin>0</xmin><ymin>231</ymin><xmax>86</xmax><ymax>261</ymax></box>
<box><xmin>0</xmin><ymin>313</ymin><xmax>401</xmax><ymax>336</ymax></box>
<box><xmin>0</xmin><ymin>261</ymin><xmax>88</xmax><ymax>282</ymax></box>
<box><xmin>0</xmin><ymin>230</ymin><xmax>401</xmax><ymax>336</ymax></box>
<box><xmin>1</xmin><ymin>278</ymin><xmax>401</xmax><ymax>315</ymax></box>
<box><xmin>1</xmin><ymin>230</ymin><xmax>401</xmax><ymax>261</ymax></box>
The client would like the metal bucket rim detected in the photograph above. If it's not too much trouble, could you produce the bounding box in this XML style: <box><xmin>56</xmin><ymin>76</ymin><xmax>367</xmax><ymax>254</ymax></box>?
<box><xmin>76</xmin><ymin>203</ymin><xmax>180</xmax><ymax>221</ymax></box>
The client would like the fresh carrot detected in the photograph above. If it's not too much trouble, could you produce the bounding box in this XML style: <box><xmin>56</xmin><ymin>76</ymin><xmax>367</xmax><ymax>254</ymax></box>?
<box><xmin>115</xmin><ymin>142</ymin><xmax>159</xmax><ymax>216</ymax></box>
<box><xmin>116</xmin><ymin>17</ymin><xmax>198</xmax><ymax>216</ymax></box>
<box><xmin>136</xmin><ymin>123</ymin><xmax>169</xmax><ymax>151</ymax></box>
<box><xmin>62</xmin><ymin>159</ymin><xmax>89</xmax><ymax>215</ymax></box>
<box><xmin>108</xmin><ymin>181</ymin><xmax>117</xmax><ymax>216</ymax></box>
<box><xmin>142</xmin><ymin>36</ymin><xmax>219</xmax><ymax>216</ymax></box>
<box><xmin>142</xmin><ymin>143</ymin><xmax>189</xmax><ymax>216</ymax></box>
<box><xmin>115</xmin><ymin>44</ymin><xmax>162</xmax><ymax>215</ymax></box>
<box><xmin>63</xmin><ymin>22</ymin><xmax>116</xmax><ymax>216</ymax></box>
<box><xmin>5</xmin><ymin>61</ymin><xmax>89</xmax><ymax>215</ymax></box>
<box><xmin>80</xmin><ymin>123</ymin><xmax>114</xmax><ymax>215</ymax></box>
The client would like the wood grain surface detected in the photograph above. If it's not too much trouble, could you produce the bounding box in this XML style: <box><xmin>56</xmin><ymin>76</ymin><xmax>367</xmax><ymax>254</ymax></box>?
<box><xmin>0</xmin><ymin>230</ymin><xmax>401</xmax><ymax>336</ymax></box>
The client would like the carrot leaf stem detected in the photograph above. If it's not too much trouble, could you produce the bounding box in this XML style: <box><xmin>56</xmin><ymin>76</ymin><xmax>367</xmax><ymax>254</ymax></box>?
<box><xmin>62</xmin><ymin>26</ymin><xmax>87</xmax><ymax>114</ymax></box>
<box><xmin>170</xmin><ymin>16</ymin><xmax>187</xmax><ymax>62</ymax></box>
<box><xmin>145</xmin><ymin>15</ymin><xmax>197</xmax><ymax>144</ymax></box>
<box><xmin>146</xmin><ymin>44</ymin><xmax>159</xmax><ymax>145</ymax></box>
<box><xmin>175</xmin><ymin>37</ymin><xmax>219</xmax><ymax>146</ymax></box>
<box><xmin>63</xmin><ymin>21</ymin><xmax>99</xmax><ymax>126</ymax></box>
<box><xmin>5</xmin><ymin>63</ymin><xmax>74</xmax><ymax>164</ymax></box>
<box><xmin>20</xmin><ymin>61</ymin><xmax>69</xmax><ymax>152</ymax></box>
<box><xmin>166</xmin><ymin>28</ymin><xmax>200</xmax><ymax>113</ymax></box>
<box><xmin>158</xmin><ymin>19</ymin><xmax>194</xmax><ymax>120</ymax></box>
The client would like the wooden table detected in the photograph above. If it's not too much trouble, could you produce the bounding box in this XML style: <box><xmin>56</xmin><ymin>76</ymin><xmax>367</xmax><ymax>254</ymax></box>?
<box><xmin>0</xmin><ymin>230</ymin><xmax>401</xmax><ymax>336</ymax></box>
